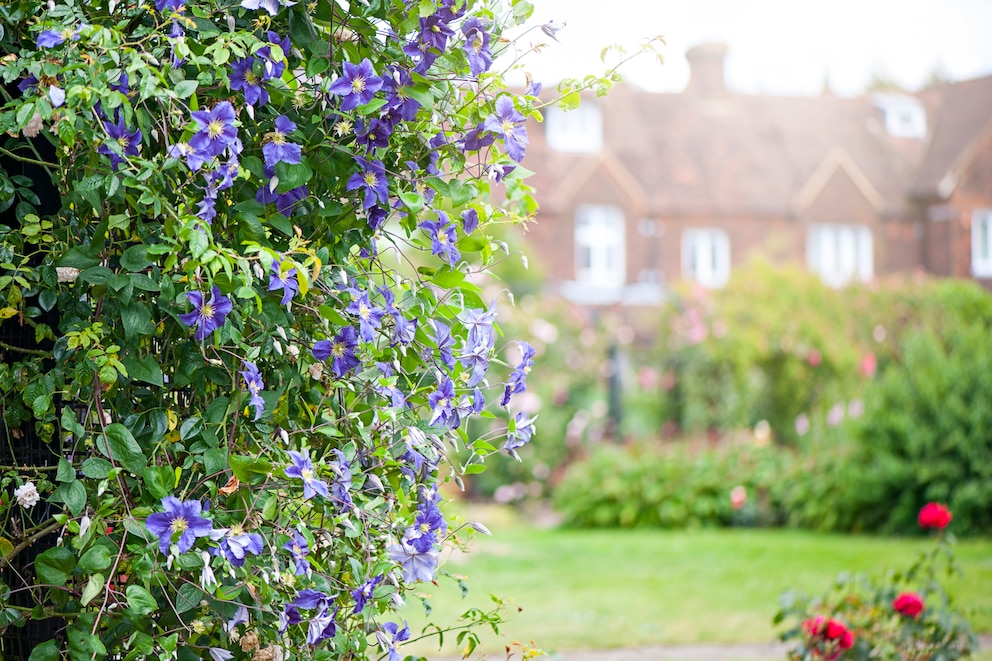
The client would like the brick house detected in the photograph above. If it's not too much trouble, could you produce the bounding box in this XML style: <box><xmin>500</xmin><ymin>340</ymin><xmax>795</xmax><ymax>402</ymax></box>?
<box><xmin>521</xmin><ymin>43</ymin><xmax>992</xmax><ymax>305</ymax></box>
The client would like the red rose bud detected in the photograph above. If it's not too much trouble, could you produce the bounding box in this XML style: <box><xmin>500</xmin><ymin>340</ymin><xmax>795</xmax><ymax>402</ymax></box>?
<box><xmin>893</xmin><ymin>592</ymin><xmax>925</xmax><ymax>618</ymax></box>
<box><xmin>918</xmin><ymin>502</ymin><xmax>952</xmax><ymax>529</ymax></box>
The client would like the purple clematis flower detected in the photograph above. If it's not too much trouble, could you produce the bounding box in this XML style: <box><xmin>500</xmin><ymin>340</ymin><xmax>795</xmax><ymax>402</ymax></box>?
<box><xmin>240</xmin><ymin>0</ymin><xmax>295</xmax><ymax>16</ymax></box>
<box><xmin>213</xmin><ymin>529</ymin><xmax>265</xmax><ymax>567</ymax></box>
<box><xmin>462</xmin><ymin>17</ymin><xmax>493</xmax><ymax>76</ymax></box>
<box><xmin>168</xmin><ymin>142</ymin><xmax>210</xmax><ymax>172</ymax></box>
<box><xmin>312</xmin><ymin>326</ymin><xmax>361</xmax><ymax>377</ymax></box>
<box><xmin>240</xmin><ymin>360</ymin><xmax>265</xmax><ymax>421</ymax></box>
<box><xmin>378</xmin><ymin>620</ymin><xmax>411</xmax><ymax>661</ymax></box>
<box><xmin>460</xmin><ymin>208</ymin><xmax>480</xmax><ymax>234</ymax></box>
<box><xmin>501</xmin><ymin>341</ymin><xmax>536</xmax><ymax>406</ymax></box>
<box><xmin>256</xmin><ymin>181</ymin><xmax>308</xmax><ymax>216</ymax></box>
<box><xmin>381</xmin><ymin>67</ymin><xmax>421</xmax><ymax>122</ymax></box>
<box><xmin>419</xmin><ymin>214</ymin><xmax>460</xmax><ymax>267</ymax></box>
<box><xmin>98</xmin><ymin>116</ymin><xmax>141</xmax><ymax>170</ymax></box>
<box><xmin>388</xmin><ymin>539</ymin><xmax>439</xmax><ymax>583</ymax></box>
<box><xmin>283</xmin><ymin>531</ymin><xmax>310</xmax><ymax>576</ymax></box>
<box><xmin>262</xmin><ymin>116</ymin><xmax>302</xmax><ymax>167</ymax></box>
<box><xmin>351</xmin><ymin>575</ymin><xmax>383</xmax><ymax>614</ymax></box>
<box><xmin>190</xmin><ymin>102</ymin><xmax>239</xmax><ymax>158</ymax></box>
<box><xmin>36</xmin><ymin>27</ymin><xmax>80</xmax><ymax>49</ymax></box>
<box><xmin>284</xmin><ymin>450</ymin><xmax>330</xmax><ymax>501</ymax></box>
<box><xmin>155</xmin><ymin>0</ymin><xmax>185</xmax><ymax>13</ymax></box>
<box><xmin>503</xmin><ymin>411</ymin><xmax>537</xmax><ymax>459</ymax></box>
<box><xmin>430</xmin><ymin>320</ymin><xmax>455</xmax><ymax>369</ymax></box>
<box><xmin>145</xmin><ymin>496</ymin><xmax>213</xmax><ymax>555</ymax></box>
<box><xmin>346</xmin><ymin>289</ymin><xmax>385</xmax><ymax>342</ymax></box>
<box><xmin>179</xmin><ymin>286</ymin><xmax>233</xmax><ymax>341</ymax></box>
<box><xmin>428</xmin><ymin>375</ymin><xmax>459</xmax><ymax>428</ymax></box>
<box><xmin>328</xmin><ymin>58</ymin><xmax>383</xmax><ymax>111</ymax></box>
<box><xmin>346</xmin><ymin>157</ymin><xmax>389</xmax><ymax>209</ymax></box>
<box><xmin>268</xmin><ymin>261</ymin><xmax>299</xmax><ymax>305</ymax></box>
<box><xmin>484</xmin><ymin>95</ymin><xmax>529</xmax><ymax>163</ymax></box>
<box><xmin>229</xmin><ymin>56</ymin><xmax>269</xmax><ymax>106</ymax></box>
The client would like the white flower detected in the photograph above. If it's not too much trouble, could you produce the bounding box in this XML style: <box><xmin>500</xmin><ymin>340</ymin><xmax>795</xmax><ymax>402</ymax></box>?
<box><xmin>208</xmin><ymin>648</ymin><xmax>234</xmax><ymax>661</ymax></box>
<box><xmin>14</xmin><ymin>481</ymin><xmax>40</xmax><ymax>509</ymax></box>
<box><xmin>200</xmin><ymin>551</ymin><xmax>217</xmax><ymax>590</ymax></box>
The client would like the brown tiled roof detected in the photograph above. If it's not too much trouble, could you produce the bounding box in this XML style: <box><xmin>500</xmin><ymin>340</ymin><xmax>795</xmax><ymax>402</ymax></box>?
<box><xmin>526</xmin><ymin>76</ymin><xmax>991</xmax><ymax>218</ymax></box>
<box><xmin>912</xmin><ymin>74</ymin><xmax>992</xmax><ymax>198</ymax></box>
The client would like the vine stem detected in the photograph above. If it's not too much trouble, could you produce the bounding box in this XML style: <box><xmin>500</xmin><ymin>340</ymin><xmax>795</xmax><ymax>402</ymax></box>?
<box><xmin>0</xmin><ymin>519</ymin><xmax>63</xmax><ymax>569</ymax></box>
<box><xmin>0</xmin><ymin>340</ymin><xmax>49</xmax><ymax>356</ymax></box>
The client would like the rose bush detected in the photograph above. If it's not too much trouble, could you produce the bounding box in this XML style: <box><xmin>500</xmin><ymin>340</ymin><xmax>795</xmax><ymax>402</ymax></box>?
<box><xmin>777</xmin><ymin>504</ymin><xmax>976</xmax><ymax>661</ymax></box>
<box><xmin>0</xmin><ymin>1</ymin><xmax>658</xmax><ymax>658</ymax></box>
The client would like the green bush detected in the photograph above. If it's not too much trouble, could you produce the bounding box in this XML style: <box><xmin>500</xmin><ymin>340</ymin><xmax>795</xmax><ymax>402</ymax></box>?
<box><xmin>554</xmin><ymin>439</ymin><xmax>793</xmax><ymax>528</ymax></box>
<box><xmin>827</xmin><ymin>325</ymin><xmax>992</xmax><ymax>536</ymax></box>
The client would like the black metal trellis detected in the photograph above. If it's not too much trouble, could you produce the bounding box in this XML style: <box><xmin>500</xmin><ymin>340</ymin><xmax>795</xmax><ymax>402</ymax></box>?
<box><xmin>0</xmin><ymin>81</ymin><xmax>67</xmax><ymax>658</ymax></box>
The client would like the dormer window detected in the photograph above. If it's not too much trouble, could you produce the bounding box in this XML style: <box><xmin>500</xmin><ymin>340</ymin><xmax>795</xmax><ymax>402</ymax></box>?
<box><xmin>546</xmin><ymin>104</ymin><xmax>603</xmax><ymax>153</ymax></box>
<box><xmin>872</xmin><ymin>93</ymin><xmax>926</xmax><ymax>139</ymax></box>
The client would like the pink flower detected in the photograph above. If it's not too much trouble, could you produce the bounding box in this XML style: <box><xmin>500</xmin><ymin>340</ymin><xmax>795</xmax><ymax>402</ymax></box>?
<box><xmin>808</xmin><ymin>348</ymin><xmax>822</xmax><ymax>367</ymax></box>
<box><xmin>730</xmin><ymin>486</ymin><xmax>747</xmax><ymax>510</ymax></box>
<box><xmin>918</xmin><ymin>502</ymin><xmax>952</xmax><ymax>529</ymax></box>
<box><xmin>893</xmin><ymin>592</ymin><xmax>924</xmax><ymax>618</ymax></box>
<box><xmin>860</xmin><ymin>352</ymin><xmax>877</xmax><ymax>378</ymax></box>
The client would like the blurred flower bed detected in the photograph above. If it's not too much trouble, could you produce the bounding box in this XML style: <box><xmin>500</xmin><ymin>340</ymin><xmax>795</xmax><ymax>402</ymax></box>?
<box><xmin>469</xmin><ymin>260</ymin><xmax>992</xmax><ymax>536</ymax></box>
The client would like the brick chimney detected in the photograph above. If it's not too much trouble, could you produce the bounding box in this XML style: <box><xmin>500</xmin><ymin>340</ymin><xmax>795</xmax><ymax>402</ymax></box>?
<box><xmin>685</xmin><ymin>42</ymin><xmax>728</xmax><ymax>96</ymax></box>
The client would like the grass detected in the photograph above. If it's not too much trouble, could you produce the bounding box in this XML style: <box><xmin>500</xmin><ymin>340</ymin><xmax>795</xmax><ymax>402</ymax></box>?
<box><xmin>402</xmin><ymin>506</ymin><xmax>992</xmax><ymax>658</ymax></box>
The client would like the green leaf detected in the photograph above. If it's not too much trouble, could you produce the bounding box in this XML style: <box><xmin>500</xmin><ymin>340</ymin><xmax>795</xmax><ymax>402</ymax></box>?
<box><xmin>399</xmin><ymin>191</ymin><xmax>424</xmax><ymax>212</ymax></box>
<box><xmin>28</xmin><ymin>640</ymin><xmax>60</xmax><ymax>661</ymax></box>
<box><xmin>79</xmin><ymin>266</ymin><xmax>114</xmax><ymax>286</ymax></box>
<box><xmin>175</xmin><ymin>583</ymin><xmax>202</xmax><ymax>613</ymax></box>
<box><xmin>130</xmin><ymin>273</ymin><xmax>159</xmax><ymax>291</ymax></box>
<box><xmin>31</xmin><ymin>393</ymin><xmax>51</xmax><ymax>418</ymax></box>
<box><xmin>56</xmin><ymin>458</ymin><xmax>75</xmax><ymax>483</ymax></box>
<box><xmin>81</xmin><ymin>457</ymin><xmax>112</xmax><ymax>479</ymax></box>
<box><xmin>35</xmin><ymin>547</ymin><xmax>75</xmax><ymax>586</ymax></box>
<box><xmin>121</xmin><ymin>303</ymin><xmax>155</xmax><ymax>339</ymax></box>
<box><xmin>61</xmin><ymin>407</ymin><xmax>85</xmax><ymax>437</ymax></box>
<box><xmin>173</xmin><ymin>80</ymin><xmax>198</xmax><ymax>98</ymax></box>
<box><xmin>68</xmin><ymin>625</ymin><xmax>108</xmax><ymax>658</ymax></box>
<box><xmin>261</xmin><ymin>493</ymin><xmax>278</xmax><ymax>520</ymax></box>
<box><xmin>120</xmin><ymin>245</ymin><xmax>151</xmax><ymax>272</ymax></box>
<box><xmin>80</xmin><ymin>573</ymin><xmax>105</xmax><ymax>607</ymax></box>
<box><xmin>189</xmin><ymin>229</ymin><xmax>209</xmax><ymax>258</ymax></box>
<box><xmin>126</xmin><ymin>585</ymin><xmax>158</xmax><ymax>616</ymax></box>
<box><xmin>38</xmin><ymin>289</ymin><xmax>57</xmax><ymax>311</ymax></box>
<box><xmin>121</xmin><ymin>354</ymin><xmax>164</xmax><ymax>387</ymax></box>
<box><xmin>229</xmin><ymin>455</ymin><xmax>273</xmax><ymax>484</ymax></box>
<box><xmin>57</xmin><ymin>480</ymin><xmax>87</xmax><ymax>516</ymax></box>
<box><xmin>274</xmin><ymin>160</ymin><xmax>314</xmax><ymax>192</ymax></box>
<box><xmin>77</xmin><ymin>545</ymin><xmax>113</xmax><ymax>573</ymax></box>
<box><xmin>56</xmin><ymin>246</ymin><xmax>101</xmax><ymax>269</ymax></box>
<box><xmin>142</xmin><ymin>466</ymin><xmax>174</xmax><ymax>499</ymax></box>
<box><xmin>96</xmin><ymin>423</ymin><xmax>147</xmax><ymax>474</ymax></box>
<box><xmin>202</xmin><ymin>448</ymin><xmax>227</xmax><ymax>476</ymax></box>
<box><xmin>463</xmin><ymin>464</ymin><xmax>487</xmax><ymax>474</ymax></box>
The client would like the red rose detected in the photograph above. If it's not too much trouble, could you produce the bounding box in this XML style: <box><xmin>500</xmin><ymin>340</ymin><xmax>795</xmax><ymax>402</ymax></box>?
<box><xmin>893</xmin><ymin>592</ymin><xmax>925</xmax><ymax>618</ymax></box>
<box><xmin>918</xmin><ymin>502</ymin><xmax>952</xmax><ymax>529</ymax></box>
<box><xmin>825</xmin><ymin>619</ymin><xmax>848</xmax><ymax>641</ymax></box>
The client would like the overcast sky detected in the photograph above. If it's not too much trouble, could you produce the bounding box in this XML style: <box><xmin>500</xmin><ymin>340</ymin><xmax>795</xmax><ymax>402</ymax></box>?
<box><xmin>508</xmin><ymin>0</ymin><xmax>992</xmax><ymax>96</ymax></box>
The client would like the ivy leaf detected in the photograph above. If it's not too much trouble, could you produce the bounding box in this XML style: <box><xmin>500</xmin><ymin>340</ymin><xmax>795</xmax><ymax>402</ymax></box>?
<box><xmin>35</xmin><ymin>547</ymin><xmax>75</xmax><ymax>586</ymax></box>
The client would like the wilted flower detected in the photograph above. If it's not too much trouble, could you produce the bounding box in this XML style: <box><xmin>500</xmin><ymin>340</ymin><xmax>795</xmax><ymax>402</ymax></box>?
<box><xmin>13</xmin><ymin>482</ymin><xmax>40</xmax><ymax>509</ymax></box>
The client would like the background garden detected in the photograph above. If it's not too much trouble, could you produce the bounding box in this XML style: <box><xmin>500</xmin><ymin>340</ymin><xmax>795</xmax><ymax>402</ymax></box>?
<box><xmin>430</xmin><ymin>257</ymin><xmax>992</xmax><ymax>659</ymax></box>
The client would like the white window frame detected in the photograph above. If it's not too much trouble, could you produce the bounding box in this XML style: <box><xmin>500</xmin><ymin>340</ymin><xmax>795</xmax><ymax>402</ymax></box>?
<box><xmin>972</xmin><ymin>209</ymin><xmax>992</xmax><ymax>277</ymax></box>
<box><xmin>574</xmin><ymin>205</ymin><xmax>625</xmax><ymax>289</ymax></box>
<box><xmin>681</xmin><ymin>229</ymin><xmax>730</xmax><ymax>288</ymax></box>
<box><xmin>807</xmin><ymin>224</ymin><xmax>873</xmax><ymax>287</ymax></box>
<box><xmin>546</xmin><ymin>104</ymin><xmax>603</xmax><ymax>153</ymax></box>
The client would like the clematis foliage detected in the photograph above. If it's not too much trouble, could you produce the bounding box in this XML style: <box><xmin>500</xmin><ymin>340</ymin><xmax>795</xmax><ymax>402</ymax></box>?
<box><xmin>0</xmin><ymin>0</ymin><xmax>658</xmax><ymax>658</ymax></box>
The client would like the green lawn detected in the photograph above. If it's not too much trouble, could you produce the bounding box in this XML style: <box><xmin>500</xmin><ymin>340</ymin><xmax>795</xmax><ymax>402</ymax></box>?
<box><xmin>402</xmin><ymin>507</ymin><xmax>992</xmax><ymax>657</ymax></box>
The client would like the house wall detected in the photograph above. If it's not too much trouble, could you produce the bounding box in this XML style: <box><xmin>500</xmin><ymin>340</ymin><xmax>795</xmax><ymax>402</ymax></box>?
<box><xmin>949</xmin><ymin>135</ymin><xmax>992</xmax><ymax>283</ymax></box>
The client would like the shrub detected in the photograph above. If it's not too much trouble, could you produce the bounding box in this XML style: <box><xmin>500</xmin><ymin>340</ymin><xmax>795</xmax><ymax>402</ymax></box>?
<box><xmin>776</xmin><ymin>507</ymin><xmax>976</xmax><ymax>660</ymax></box>
<box><xmin>553</xmin><ymin>439</ymin><xmax>793</xmax><ymax>528</ymax></box>
<box><xmin>829</xmin><ymin>324</ymin><xmax>992</xmax><ymax>535</ymax></box>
